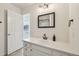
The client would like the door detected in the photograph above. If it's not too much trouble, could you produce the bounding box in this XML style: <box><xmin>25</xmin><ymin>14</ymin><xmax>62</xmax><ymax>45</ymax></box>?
<box><xmin>0</xmin><ymin>9</ymin><xmax>5</xmax><ymax>55</ymax></box>
<box><xmin>23</xmin><ymin>14</ymin><xmax>30</xmax><ymax>39</ymax></box>
<box><xmin>69</xmin><ymin>4</ymin><xmax>79</xmax><ymax>50</ymax></box>
<box><xmin>7</xmin><ymin>10</ymin><xmax>23</xmax><ymax>54</ymax></box>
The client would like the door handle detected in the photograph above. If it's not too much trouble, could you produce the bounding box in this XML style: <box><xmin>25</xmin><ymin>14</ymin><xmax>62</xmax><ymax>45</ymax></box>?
<box><xmin>8</xmin><ymin>34</ymin><xmax>11</xmax><ymax>36</ymax></box>
<box><xmin>0</xmin><ymin>21</ymin><xmax>2</xmax><ymax>23</ymax></box>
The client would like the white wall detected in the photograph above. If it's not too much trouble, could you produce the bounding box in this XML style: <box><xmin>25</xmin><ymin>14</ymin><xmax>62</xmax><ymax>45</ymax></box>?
<box><xmin>0</xmin><ymin>3</ymin><xmax>21</xmax><ymax>14</ymax></box>
<box><xmin>23</xmin><ymin>3</ymin><xmax>69</xmax><ymax>43</ymax></box>
<box><xmin>69</xmin><ymin>4</ymin><xmax>79</xmax><ymax>50</ymax></box>
<box><xmin>0</xmin><ymin>3</ymin><xmax>21</xmax><ymax>56</ymax></box>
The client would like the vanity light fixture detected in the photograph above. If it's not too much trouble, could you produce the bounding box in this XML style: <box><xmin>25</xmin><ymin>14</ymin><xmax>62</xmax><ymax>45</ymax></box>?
<box><xmin>39</xmin><ymin>3</ymin><xmax>49</xmax><ymax>9</ymax></box>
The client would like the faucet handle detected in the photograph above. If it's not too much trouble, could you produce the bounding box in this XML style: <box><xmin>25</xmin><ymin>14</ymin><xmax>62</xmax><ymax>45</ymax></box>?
<box><xmin>42</xmin><ymin>33</ymin><xmax>48</xmax><ymax>40</ymax></box>
<box><xmin>44</xmin><ymin>33</ymin><xmax>46</xmax><ymax>36</ymax></box>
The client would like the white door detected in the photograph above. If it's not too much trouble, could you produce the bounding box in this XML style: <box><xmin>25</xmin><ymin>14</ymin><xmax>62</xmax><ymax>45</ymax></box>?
<box><xmin>69</xmin><ymin>4</ymin><xmax>79</xmax><ymax>49</ymax></box>
<box><xmin>0</xmin><ymin>9</ymin><xmax>5</xmax><ymax>55</ymax></box>
<box><xmin>7</xmin><ymin>10</ymin><xmax>23</xmax><ymax>54</ymax></box>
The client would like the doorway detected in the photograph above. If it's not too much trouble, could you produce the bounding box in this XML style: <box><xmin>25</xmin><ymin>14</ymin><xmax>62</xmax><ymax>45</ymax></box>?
<box><xmin>23</xmin><ymin>14</ymin><xmax>30</xmax><ymax>40</ymax></box>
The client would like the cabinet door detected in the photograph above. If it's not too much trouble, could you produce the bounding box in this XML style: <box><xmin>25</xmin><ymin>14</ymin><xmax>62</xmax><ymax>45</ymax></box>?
<box><xmin>29</xmin><ymin>48</ymin><xmax>49</xmax><ymax>56</ymax></box>
<box><xmin>23</xmin><ymin>42</ymin><xmax>31</xmax><ymax>56</ymax></box>
<box><xmin>51</xmin><ymin>50</ymin><xmax>69</xmax><ymax>56</ymax></box>
<box><xmin>31</xmin><ymin>45</ymin><xmax>51</xmax><ymax>54</ymax></box>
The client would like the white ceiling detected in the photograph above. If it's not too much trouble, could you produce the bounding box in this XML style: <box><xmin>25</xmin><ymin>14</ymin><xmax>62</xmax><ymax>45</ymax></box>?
<box><xmin>11</xmin><ymin>3</ymin><xmax>38</xmax><ymax>10</ymax></box>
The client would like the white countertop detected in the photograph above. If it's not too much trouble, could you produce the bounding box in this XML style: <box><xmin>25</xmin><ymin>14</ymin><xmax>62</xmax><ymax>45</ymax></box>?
<box><xmin>23</xmin><ymin>38</ymin><xmax>79</xmax><ymax>55</ymax></box>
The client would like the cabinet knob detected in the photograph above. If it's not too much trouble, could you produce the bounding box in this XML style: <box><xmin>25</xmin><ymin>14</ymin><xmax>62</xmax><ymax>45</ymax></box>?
<box><xmin>30</xmin><ymin>49</ymin><xmax>32</xmax><ymax>51</ymax></box>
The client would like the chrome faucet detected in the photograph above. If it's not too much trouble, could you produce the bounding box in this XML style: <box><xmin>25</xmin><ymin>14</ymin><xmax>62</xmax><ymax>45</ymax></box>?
<box><xmin>42</xmin><ymin>33</ymin><xmax>48</xmax><ymax>40</ymax></box>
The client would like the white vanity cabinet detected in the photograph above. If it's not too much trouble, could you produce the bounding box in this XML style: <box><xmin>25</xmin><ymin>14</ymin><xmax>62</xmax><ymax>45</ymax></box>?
<box><xmin>23</xmin><ymin>42</ymin><xmax>51</xmax><ymax>56</ymax></box>
<box><xmin>23</xmin><ymin>42</ymin><xmax>74</xmax><ymax>56</ymax></box>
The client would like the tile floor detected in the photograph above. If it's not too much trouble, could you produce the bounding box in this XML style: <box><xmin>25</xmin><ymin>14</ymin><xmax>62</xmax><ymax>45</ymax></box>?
<box><xmin>9</xmin><ymin>48</ymin><xmax>23</xmax><ymax>56</ymax></box>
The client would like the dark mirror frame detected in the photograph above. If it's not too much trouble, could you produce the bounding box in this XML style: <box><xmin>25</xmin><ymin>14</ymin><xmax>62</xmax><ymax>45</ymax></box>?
<box><xmin>38</xmin><ymin>12</ymin><xmax>55</xmax><ymax>28</ymax></box>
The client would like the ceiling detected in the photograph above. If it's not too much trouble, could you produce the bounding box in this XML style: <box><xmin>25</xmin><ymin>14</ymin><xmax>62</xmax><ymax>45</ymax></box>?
<box><xmin>11</xmin><ymin>3</ymin><xmax>38</xmax><ymax>10</ymax></box>
<box><xmin>11</xmin><ymin>3</ymin><xmax>51</xmax><ymax>11</ymax></box>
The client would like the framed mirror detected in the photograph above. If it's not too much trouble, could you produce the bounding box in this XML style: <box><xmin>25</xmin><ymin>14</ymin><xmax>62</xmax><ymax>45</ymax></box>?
<box><xmin>38</xmin><ymin>12</ymin><xmax>55</xmax><ymax>28</ymax></box>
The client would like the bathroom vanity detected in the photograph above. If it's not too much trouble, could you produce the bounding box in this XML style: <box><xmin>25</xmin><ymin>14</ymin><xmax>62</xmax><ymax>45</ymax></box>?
<box><xmin>23</xmin><ymin>38</ymin><xmax>79</xmax><ymax>56</ymax></box>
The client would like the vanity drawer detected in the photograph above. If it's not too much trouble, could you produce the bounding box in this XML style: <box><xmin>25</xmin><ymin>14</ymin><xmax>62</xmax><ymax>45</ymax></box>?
<box><xmin>31</xmin><ymin>44</ymin><xmax>51</xmax><ymax>54</ymax></box>
<box><xmin>30</xmin><ymin>48</ymin><xmax>50</xmax><ymax>56</ymax></box>
<box><xmin>51</xmin><ymin>49</ymin><xmax>73</xmax><ymax>56</ymax></box>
